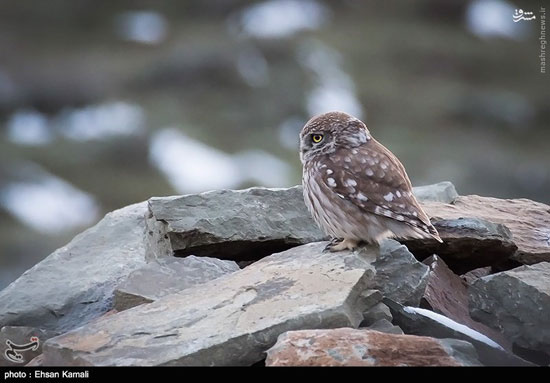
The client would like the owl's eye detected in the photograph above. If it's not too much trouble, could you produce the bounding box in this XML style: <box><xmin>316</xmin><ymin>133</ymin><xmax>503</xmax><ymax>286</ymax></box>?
<box><xmin>312</xmin><ymin>134</ymin><xmax>324</xmax><ymax>143</ymax></box>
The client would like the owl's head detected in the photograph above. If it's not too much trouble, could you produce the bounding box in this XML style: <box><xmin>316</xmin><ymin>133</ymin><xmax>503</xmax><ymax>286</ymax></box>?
<box><xmin>299</xmin><ymin>111</ymin><xmax>371</xmax><ymax>164</ymax></box>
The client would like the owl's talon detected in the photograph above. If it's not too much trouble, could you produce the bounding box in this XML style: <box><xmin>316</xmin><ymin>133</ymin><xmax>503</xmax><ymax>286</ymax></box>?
<box><xmin>324</xmin><ymin>238</ymin><xmax>342</xmax><ymax>252</ymax></box>
<box><xmin>327</xmin><ymin>238</ymin><xmax>359</xmax><ymax>252</ymax></box>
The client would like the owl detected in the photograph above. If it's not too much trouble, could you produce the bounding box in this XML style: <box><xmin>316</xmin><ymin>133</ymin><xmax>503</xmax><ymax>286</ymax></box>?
<box><xmin>300</xmin><ymin>111</ymin><xmax>442</xmax><ymax>252</ymax></box>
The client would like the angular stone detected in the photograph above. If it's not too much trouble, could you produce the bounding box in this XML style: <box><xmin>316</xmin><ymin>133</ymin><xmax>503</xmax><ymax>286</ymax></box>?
<box><xmin>372</xmin><ymin>240</ymin><xmax>429</xmax><ymax>306</ymax></box>
<box><xmin>42</xmin><ymin>242</ymin><xmax>377</xmax><ymax>366</ymax></box>
<box><xmin>0</xmin><ymin>202</ymin><xmax>148</xmax><ymax>333</ymax></box>
<box><xmin>26</xmin><ymin>354</ymin><xmax>44</xmax><ymax>366</ymax></box>
<box><xmin>0</xmin><ymin>326</ymin><xmax>58</xmax><ymax>366</ymax></box>
<box><xmin>461</xmin><ymin>267</ymin><xmax>492</xmax><ymax>285</ymax></box>
<box><xmin>366</xmin><ymin>319</ymin><xmax>403</xmax><ymax>335</ymax></box>
<box><xmin>404</xmin><ymin>218</ymin><xmax>517</xmax><ymax>274</ymax></box>
<box><xmin>145</xmin><ymin>186</ymin><xmax>326</xmax><ymax>261</ymax></box>
<box><xmin>265</xmin><ymin>328</ymin><xmax>480</xmax><ymax>366</ymax></box>
<box><xmin>469</xmin><ymin>262</ymin><xmax>550</xmax><ymax>358</ymax></box>
<box><xmin>421</xmin><ymin>195</ymin><xmax>550</xmax><ymax>265</ymax></box>
<box><xmin>413</xmin><ymin>181</ymin><xmax>458</xmax><ymax>204</ymax></box>
<box><xmin>361</xmin><ymin>302</ymin><xmax>392</xmax><ymax>327</ymax></box>
<box><xmin>114</xmin><ymin>256</ymin><xmax>239</xmax><ymax>311</ymax></box>
<box><xmin>420</xmin><ymin>255</ymin><xmax>510</xmax><ymax>350</ymax></box>
<box><xmin>385</xmin><ymin>299</ymin><xmax>533</xmax><ymax>366</ymax></box>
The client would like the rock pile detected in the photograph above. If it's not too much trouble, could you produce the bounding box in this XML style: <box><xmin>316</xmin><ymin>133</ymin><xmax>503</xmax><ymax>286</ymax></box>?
<box><xmin>0</xmin><ymin>182</ymin><xmax>548</xmax><ymax>366</ymax></box>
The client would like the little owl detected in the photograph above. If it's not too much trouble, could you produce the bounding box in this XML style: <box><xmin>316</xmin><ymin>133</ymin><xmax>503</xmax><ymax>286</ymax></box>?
<box><xmin>300</xmin><ymin>111</ymin><xmax>442</xmax><ymax>252</ymax></box>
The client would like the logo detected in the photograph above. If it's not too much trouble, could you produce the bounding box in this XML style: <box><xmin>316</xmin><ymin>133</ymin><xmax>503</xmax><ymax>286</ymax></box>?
<box><xmin>513</xmin><ymin>9</ymin><xmax>536</xmax><ymax>22</ymax></box>
<box><xmin>4</xmin><ymin>337</ymin><xmax>39</xmax><ymax>364</ymax></box>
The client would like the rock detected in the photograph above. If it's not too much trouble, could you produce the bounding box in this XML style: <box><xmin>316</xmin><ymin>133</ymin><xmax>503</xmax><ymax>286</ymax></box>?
<box><xmin>0</xmin><ymin>202</ymin><xmax>148</xmax><ymax>333</ymax></box>
<box><xmin>413</xmin><ymin>181</ymin><xmax>458</xmax><ymax>204</ymax></box>
<box><xmin>420</xmin><ymin>255</ymin><xmax>509</xmax><ymax>349</ymax></box>
<box><xmin>372</xmin><ymin>240</ymin><xmax>429</xmax><ymax>306</ymax></box>
<box><xmin>42</xmin><ymin>242</ymin><xmax>377</xmax><ymax>366</ymax></box>
<box><xmin>461</xmin><ymin>267</ymin><xmax>492</xmax><ymax>285</ymax></box>
<box><xmin>265</xmin><ymin>328</ymin><xmax>480</xmax><ymax>366</ymax></box>
<box><xmin>0</xmin><ymin>326</ymin><xmax>58</xmax><ymax>366</ymax></box>
<box><xmin>366</xmin><ymin>319</ymin><xmax>403</xmax><ymax>335</ymax></box>
<box><xmin>385</xmin><ymin>299</ymin><xmax>533</xmax><ymax>366</ymax></box>
<box><xmin>469</xmin><ymin>262</ymin><xmax>550</xmax><ymax>359</ymax></box>
<box><xmin>404</xmin><ymin>218</ymin><xmax>517</xmax><ymax>274</ymax></box>
<box><xmin>26</xmin><ymin>354</ymin><xmax>44</xmax><ymax>366</ymax></box>
<box><xmin>145</xmin><ymin>186</ymin><xmax>326</xmax><ymax>262</ymax></box>
<box><xmin>114</xmin><ymin>256</ymin><xmax>239</xmax><ymax>311</ymax></box>
<box><xmin>361</xmin><ymin>302</ymin><xmax>392</xmax><ymax>327</ymax></box>
<box><xmin>421</xmin><ymin>195</ymin><xmax>550</xmax><ymax>265</ymax></box>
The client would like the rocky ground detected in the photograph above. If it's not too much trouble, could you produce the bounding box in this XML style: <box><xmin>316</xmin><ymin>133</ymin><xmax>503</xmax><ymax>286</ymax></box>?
<box><xmin>0</xmin><ymin>181</ymin><xmax>549</xmax><ymax>366</ymax></box>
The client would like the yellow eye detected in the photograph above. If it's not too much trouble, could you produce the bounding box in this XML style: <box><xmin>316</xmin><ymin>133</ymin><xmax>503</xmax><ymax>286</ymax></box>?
<box><xmin>312</xmin><ymin>134</ymin><xmax>323</xmax><ymax>143</ymax></box>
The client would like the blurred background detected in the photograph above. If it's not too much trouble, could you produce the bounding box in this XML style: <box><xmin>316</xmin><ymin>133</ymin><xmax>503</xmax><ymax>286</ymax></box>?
<box><xmin>0</xmin><ymin>0</ymin><xmax>547</xmax><ymax>289</ymax></box>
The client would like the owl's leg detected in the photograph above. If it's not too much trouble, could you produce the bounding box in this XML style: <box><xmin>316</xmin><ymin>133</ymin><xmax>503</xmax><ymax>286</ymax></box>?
<box><xmin>327</xmin><ymin>238</ymin><xmax>359</xmax><ymax>252</ymax></box>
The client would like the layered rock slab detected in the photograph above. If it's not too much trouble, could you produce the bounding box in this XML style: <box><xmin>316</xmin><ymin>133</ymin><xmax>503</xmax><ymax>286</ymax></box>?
<box><xmin>385</xmin><ymin>299</ymin><xmax>532</xmax><ymax>366</ymax></box>
<box><xmin>42</xmin><ymin>242</ymin><xmax>377</xmax><ymax>366</ymax></box>
<box><xmin>469</xmin><ymin>262</ymin><xmax>550</xmax><ymax>358</ymax></box>
<box><xmin>421</xmin><ymin>195</ymin><xmax>550</xmax><ymax>265</ymax></box>
<box><xmin>265</xmin><ymin>328</ymin><xmax>480</xmax><ymax>366</ymax></box>
<box><xmin>113</xmin><ymin>256</ymin><xmax>239</xmax><ymax>311</ymax></box>
<box><xmin>0</xmin><ymin>202</ymin><xmax>148</xmax><ymax>333</ymax></box>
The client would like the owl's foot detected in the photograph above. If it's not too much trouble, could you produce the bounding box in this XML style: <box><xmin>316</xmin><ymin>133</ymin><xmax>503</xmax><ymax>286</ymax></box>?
<box><xmin>326</xmin><ymin>238</ymin><xmax>359</xmax><ymax>252</ymax></box>
<box><xmin>324</xmin><ymin>238</ymin><xmax>342</xmax><ymax>251</ymax></box>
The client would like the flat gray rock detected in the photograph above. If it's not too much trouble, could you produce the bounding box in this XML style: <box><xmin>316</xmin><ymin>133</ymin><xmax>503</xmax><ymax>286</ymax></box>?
<box><xmin>404</xmin><ymin>217</ymin><xmax>517</xmax><ymax>274</ymax></box>
<box><xmin>412</xmin><ymin>181</ymin><xmax>458</xmax><ymax>204</ymax></box>
<box><xmin>469</xmin><ymin>262</ymin><xmax>550</xmax><ymax>359</ymax></box>
<box><xmin>361</xmin><ymin>302</ymin><xmax>392</xmax><ymax>327</ymax></box>
<box><xmin>0</xmin><ymin>202</ymin><xmax>148</xmax><ymax>333</ymax></box>
<box><xmin>372</xmin><ymin>240</ymin><xmax>429</xmax><ymax>306</ymax></box>
<box><xmin>365</xmin><ymin>319</ymin><xmax>404</xmax><ymax>335</ymax></box>
<box><xmin>114</xmin><ymin>256</ymin><xmax>239</xmax><ymax>311</ymax></box>
<box><xmin>385</xmin><ymin>299</ymin><xmax>533</xmax><ymax>366</ymax></box>
<box><xmin>421</xmin><ymin>195</ymin><xmax>550</xmax><ymax>265</ymax></box>
<box><xmin>0</xmin><ymin>326</ymin><xmax>58</xmax><ymax>366</ymax></box>
<box><xmin>145</xmin><ymin>186</ymin><xmax>326</xmax><ymax>261</ymax></box>
<box><xmin>42</xmin><ymin>242</ymin><xmax>377</xmax><ymax>366</ymax></box>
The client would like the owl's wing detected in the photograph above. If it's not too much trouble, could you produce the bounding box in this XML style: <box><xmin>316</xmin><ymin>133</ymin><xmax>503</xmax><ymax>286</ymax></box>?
<box><xmin>322</xmin><ymin>139</ymin><xmax>440</xmax><ymax>239</ymax></box>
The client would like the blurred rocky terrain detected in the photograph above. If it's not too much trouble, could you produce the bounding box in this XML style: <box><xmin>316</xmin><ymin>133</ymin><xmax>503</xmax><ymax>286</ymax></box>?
<box><xmin>0</xmin><ymin>1</ymin><xmax>547</xmax><ymax>291</ymax></box>
<box><xmin>0</xmin><ymin>182</ymin><xmax>548</xmax><ymax>366</ymax></box>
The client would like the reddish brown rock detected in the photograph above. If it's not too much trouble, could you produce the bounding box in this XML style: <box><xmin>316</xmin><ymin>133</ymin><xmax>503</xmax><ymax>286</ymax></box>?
<box><xmin>421</xmin><ymin>255</ymin><xmax>510</xmax><ymax>351</ymax></box>
<box><xmin>265</xmin><ymin>328</ymin><xmax>480</xmax><ymax>366</ymax></box>
<box><xmin>422</xmin><ymin>195</ymin><xmax>550</xmax><ymax>265</ymax></box>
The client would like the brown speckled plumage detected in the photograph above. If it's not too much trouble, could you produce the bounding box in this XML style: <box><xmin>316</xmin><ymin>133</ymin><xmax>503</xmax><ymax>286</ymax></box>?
<box><xmin>300</xmin><ymin>111</ymin><xmax>442</xmax><ymax>251</ymax></box>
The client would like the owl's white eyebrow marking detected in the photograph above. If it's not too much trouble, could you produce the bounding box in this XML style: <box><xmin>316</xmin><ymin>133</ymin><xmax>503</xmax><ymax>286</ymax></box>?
<box><xmin>383</xmin><ymin>192</ymin><xmax>394</xmax><ymax>202</ymax></box>
<box><xmin>344</xmin><ymin>179</ymin><xmax>357</xmax><ymax>187</ymax></box>
<box><xmin>357</xmin><ymin>192</ymin><xmax>368</xmax><ymax>201</ymax></box>
<box><xmin>327</xmin><ymin>177</ymin><xmax>337</xmax><ymax>187</ymax></box>
<box><xmin>366</xmin><ymin>169</ymin><xmax>374</xmax><ymax>176</ymax></box>
<box><xmin>396</xmin><ymin>190</ymin><xmax>402</xmax><ymax>198</ymax></box>
<box><xmin>326</xmin><ymin>169</ymin><xmax>333</xmax><ymax>175</ymax></box>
